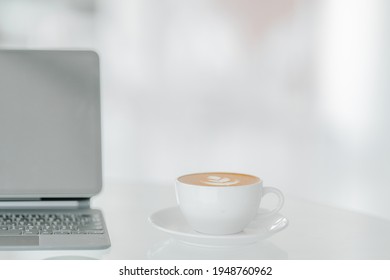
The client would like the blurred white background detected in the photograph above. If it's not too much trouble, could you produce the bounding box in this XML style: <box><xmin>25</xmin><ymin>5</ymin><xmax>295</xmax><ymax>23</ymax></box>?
<box><xmin>0</xmin><ymin>0</ymin><xmax>389</xmax><ymax>219</ymax></box>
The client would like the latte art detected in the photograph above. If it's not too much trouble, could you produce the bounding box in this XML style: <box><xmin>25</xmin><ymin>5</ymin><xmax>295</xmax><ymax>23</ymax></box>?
<box><xmin>178</xmin><ymin>172</ymin><xmax>260</xmax><ymax>187</ymax></box>
<box><xmin>201</xmin><ymin>175</ymin><xmax>240</xmax><ymax>186</ymax></box>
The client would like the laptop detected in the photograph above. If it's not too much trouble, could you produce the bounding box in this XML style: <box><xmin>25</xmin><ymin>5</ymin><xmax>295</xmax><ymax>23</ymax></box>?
<box><xmin>0</xmin><ymin>50</ymin><xmax>110</xmax><ymax>250</ymax></box>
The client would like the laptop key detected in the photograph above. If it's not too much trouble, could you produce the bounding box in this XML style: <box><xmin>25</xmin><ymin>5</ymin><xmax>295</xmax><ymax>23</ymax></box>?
<box><xmin>0</xmin><ymin>229</ymin><xmax>22</xmax><ymax>235</ymax></box>
<box><xmin>78</xmin><ymin>225</ymin><xmax>103</xmax><ymax>231</ymax></box>
<box><xmin>82</xmin><ymin>230</ymin><xmax>104</xmax><ymax>234</ymax></box>
<box><xmin>23</xmin><ymin>229</ymin><xmax>39</xmax><ymax>235</ymax></box>
<box><xmin>53</xmin><ymin>230</ymin><xmax>71</xmax><ymax>234</ymax></box>
<box><xmin>0</xmin><ymin>213</ymin><xmax>104</xmax><ymax>236</ymax></box>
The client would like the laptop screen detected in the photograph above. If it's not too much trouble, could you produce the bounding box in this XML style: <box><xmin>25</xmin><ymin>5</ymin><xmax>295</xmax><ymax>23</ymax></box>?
<box><xmin>0</xmin><ymin>50</ymin><xmax>102</xmax><ymax>198</ymax></box>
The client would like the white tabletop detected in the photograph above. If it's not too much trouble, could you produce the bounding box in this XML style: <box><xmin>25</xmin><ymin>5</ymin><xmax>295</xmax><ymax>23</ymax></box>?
<box><xmin>0</xmin><ymin>183</ymin><xmax>390</xmax><ymax>260</ymax></box>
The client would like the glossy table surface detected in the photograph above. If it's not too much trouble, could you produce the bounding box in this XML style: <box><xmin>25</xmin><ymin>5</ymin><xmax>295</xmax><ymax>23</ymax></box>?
<box><xmin>0</xmin><ymin>183</ymin><xmax>390</xmax><ymax>260</ymax></box>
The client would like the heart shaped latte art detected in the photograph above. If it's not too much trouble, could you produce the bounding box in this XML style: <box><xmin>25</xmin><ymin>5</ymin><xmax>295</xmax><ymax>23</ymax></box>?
<box><xmin>200</xmin><ymin>175</ymin><xmax>240</xmax><ymax>186</ymax></box>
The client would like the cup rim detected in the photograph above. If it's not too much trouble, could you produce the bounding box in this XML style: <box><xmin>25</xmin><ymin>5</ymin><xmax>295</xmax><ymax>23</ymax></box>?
<box><xmin>176</xmin><ymin>172</ymin><xmax>262</xmax><ymax>188</ymax></box>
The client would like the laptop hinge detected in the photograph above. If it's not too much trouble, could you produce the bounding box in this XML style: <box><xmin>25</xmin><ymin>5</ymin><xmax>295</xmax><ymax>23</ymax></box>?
<box><xmin>0</xmin><ymin>198</ymin><xmax>90</xmax><ymax>210</ymax></box>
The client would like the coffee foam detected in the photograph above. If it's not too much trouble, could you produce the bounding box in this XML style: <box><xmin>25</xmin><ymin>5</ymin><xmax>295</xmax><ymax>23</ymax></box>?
<box><xmin>178</xmin><ymin>172</ymin><xmax>260</xmax><ymax>187</ymax></box>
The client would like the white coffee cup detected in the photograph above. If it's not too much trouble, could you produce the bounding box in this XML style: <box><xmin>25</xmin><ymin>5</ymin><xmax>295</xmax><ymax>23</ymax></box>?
<box><xmin>175</xmin><ymin>172</ymin><xmax>284</xmax><ymax>235</ymax></box>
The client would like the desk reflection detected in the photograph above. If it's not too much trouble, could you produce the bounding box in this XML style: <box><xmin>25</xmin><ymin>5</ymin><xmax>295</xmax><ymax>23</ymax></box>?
<box><xmin>148</xmin><ymin>238</ymin><xmax>287</xmax><ymax>260</ymax></box>
<box><xmin>0</xmin><ymin>249</ymin><xmax>109</xmax><ymax>260</ymax></box>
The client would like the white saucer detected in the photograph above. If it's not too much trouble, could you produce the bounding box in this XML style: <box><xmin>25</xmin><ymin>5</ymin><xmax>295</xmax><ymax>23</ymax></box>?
<box><xmin>148</xmin><ymin>207</ymin><xmax>288</xmax><ymax>247</ymax></box>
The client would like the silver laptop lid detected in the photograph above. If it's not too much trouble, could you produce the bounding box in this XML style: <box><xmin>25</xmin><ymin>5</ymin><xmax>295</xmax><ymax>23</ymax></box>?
<box><xmin>0</xmin><ymin>50</ymin><xmax>102</xmax><ymax>198</ymax></box>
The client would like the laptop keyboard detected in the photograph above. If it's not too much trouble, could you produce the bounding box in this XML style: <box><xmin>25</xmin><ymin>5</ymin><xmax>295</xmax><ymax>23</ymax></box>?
<box><xmin>0</xmin><ymin>213</ymin><xmax>104</xmax><ymax>235</ymax></box>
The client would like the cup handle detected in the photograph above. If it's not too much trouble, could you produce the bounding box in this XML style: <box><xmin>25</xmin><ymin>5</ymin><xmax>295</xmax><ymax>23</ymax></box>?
<box><xmin>259</xmin><ymin>186</ymin><xmax>284</xmax><ymax>216</ymax></box>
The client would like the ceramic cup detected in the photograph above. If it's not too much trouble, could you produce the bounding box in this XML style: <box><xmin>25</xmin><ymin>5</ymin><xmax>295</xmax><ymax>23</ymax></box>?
<box><xmin>175</xmin><ymin>172</ymin><xmax>284</xmax><ymax>235</ymax></box>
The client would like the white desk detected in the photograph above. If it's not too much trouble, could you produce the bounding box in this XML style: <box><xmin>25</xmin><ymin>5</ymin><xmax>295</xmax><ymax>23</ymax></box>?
<box><xmin>0</xmin><ymin>183</ymin><xmax>389</xmax><ymax>259</ymax></box>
